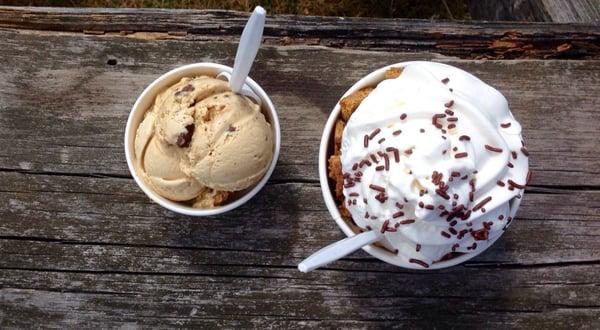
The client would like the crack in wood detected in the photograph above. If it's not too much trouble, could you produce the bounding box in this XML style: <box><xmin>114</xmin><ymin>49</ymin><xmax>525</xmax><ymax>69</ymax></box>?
<box><xmin>0</xmin><ymin>7</ymin><xmax>598</xmax><ymax>59</ymax></box>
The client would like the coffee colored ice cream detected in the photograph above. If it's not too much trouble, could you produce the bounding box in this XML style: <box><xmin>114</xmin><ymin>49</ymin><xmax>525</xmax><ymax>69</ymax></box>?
<box><xmin>134</xmin><ymin>76</ymin><xmax>274</xmax><ymax>208</ymax></box>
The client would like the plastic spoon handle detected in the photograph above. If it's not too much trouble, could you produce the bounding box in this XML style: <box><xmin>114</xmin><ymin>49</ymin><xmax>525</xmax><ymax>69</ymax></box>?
<box><xmin>230</xmin><ymin>6</ymin><xmax>266</xmax><ymax>93</ymax></box>
<box><xmin>298</xmin><ymin>230</ymin><xmax>382</xmax><ymax>273</ymax></box>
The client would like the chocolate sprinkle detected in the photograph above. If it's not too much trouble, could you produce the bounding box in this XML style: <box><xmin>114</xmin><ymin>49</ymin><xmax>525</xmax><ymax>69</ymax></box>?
<box><xmin>399</xmin><ymin>219</ymin><xmax>415</xmax><ymax>225</ymax></box>
<box><xmin>375</xmin><ymin>165</ymin><xmax>385</xmax><ymax>171</ymax></box>
<box><xmin>349</xmin><ymin>192</ymin><xmax>359</xmax><ymax>197</ymax></box>
<box><xmin>384</xmin><ymin>154</ymin><xmax>390</xmax><ymax>171</ymax></box>
<box><xmin>507</xmin><ymin>162</ymin><xmax>514</xmax><ymax>168</ymax></box>
<box><xmin>436</xmin><ymin>189</ymin><xmax>450</xmax><ymax>200</ymax></box>
<box><xmin>472</xmin><ymin>196</ymin><xmax>492</xmax><ymax>212</ymax></box>
<box><xmin>409</xmin><ymin>258</ymin><xmax>429</xmax><ymax>268</ymax></box>
<box><xmin>471</xmin><ymin>228</ymin><xmax>489</xmax><ymax>241</ymax></box>
<box><xmin>425</xmin><ymin>204</ymin><xmax>435</xmax><ymax>210</ymax></box>
<box><xmin>447</xmin><ymin>117</ymin><xmax>458</xmax><ymax>122</ymax></box>
<box><xmin>497</xmin><ymin>180</ymin><xmax>505</xmax><ymax>187</ymax></box>
<box><xmin>393</xmin><ymin>211</ymin><xmax>405</xmax><ymax>218</ymax></box>
<box><xmin>369</xmin><ymin>128</ymin><xmax>381</xmax><ymax>140</ymax></box>
<box><xmin>441</xmin><ymin>77</ymin><xmax>450</xmax><ymax>84</ymax></box>
<box><xmin>511</xmin><ymin>151</ymin><xmax>518</xmax><ymax>160</ymax></box>
<box><xmin>420</xmin><ymin>128</ymin><xmax>425</xmax><ymax>133</ymax></box>
<box><xmin>521</xmin><ymin>146</ymin><xmax>530</xmax><ymax>156</ymax></box>
<box><xmin>445</xmin><ymin>109</ymin><xmax>454</xmax><ymax>116</ymax></box>
<box><xmin>501</xmin><ymin>122</ymin><xmax>512</xmax><ymax>128</ymax></box>
<box><xmin>400</xmin><ymin>113</ymin><xmax>407</xmax><ymax>120</ymax></box>
<box><xmin>449</xmin><ymin>228</ymin><xmax>458</xmax><ymax>235</ymax></box>
<box><xmin>416</xmin><ymin>244</ymin><xmax>421</xmax><ymax>252</ymax></box>
<box><xmin>455</xmin><ymin>152</ymin><xmax>468</xmax><ymax>158</ymax></box>
<box><xmin>369</xmin><ymin>184</ymin><xmax>386</xmax><ymax>192</ymax></box>
<box><xmin>485</xmin><ymin>144</ymin><xmax>503</xmax><ymax>153</ymax></box>
<box><xmin>441</xmin><ymin>231</ymin><xmax>451</xmax><ymax>238</ymax></box>
<box><xmin>363</xmin><ymin>135</ymin><xmax>369</xmax><ymax>148</ymax></box>
<box><xmin>445</xmin><ymin>100</ymin><xmax>454</xmax><ymax>108</ymax></box>
<box><xmin>459</xmin><ymin>135</ymin><xmax>471</xmax><ymax>141</ymax></box>
<box><xmin>448</xmin><ymin>124</ymin><xmax>456</xmax><ymax>129</ymax></box>
<box><xmin>508</xmin><ymin>179</ymin><xmax>526</xmax><ymax>189</ymax></box>
<box><xmin>393</xmin><ymin>129</ymin><xmax>402</xmax><ymax>136</ymax></box>
<box><xmin>381</xmin><ymin>220</ymin><xmax>390</xmax><ymax>233</ymax></box>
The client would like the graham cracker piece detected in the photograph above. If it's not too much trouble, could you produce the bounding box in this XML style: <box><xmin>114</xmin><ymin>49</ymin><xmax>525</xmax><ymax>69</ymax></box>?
<box><xmin>328</xmin><ymin>154</ymin><xmax>344</xmax><ymax>200</ymax></box>
<box><xmin>334</xmin><ymin>119</ymin><xmax>345</xmax><ymax>155</ymax></box>
<box><xmin>338</xmin><ymin>203</ymin><xmax>352</xmax><ymax>221</ymax></box>
<box><xmin>340</xmin><ymin>87</ymin><xmax>374</xmax><ymax>121</ymax></box>
<box><xmin>384</xmin><ymin>66</ymin><xmax>403</xmax><ymax>79</ymax></box>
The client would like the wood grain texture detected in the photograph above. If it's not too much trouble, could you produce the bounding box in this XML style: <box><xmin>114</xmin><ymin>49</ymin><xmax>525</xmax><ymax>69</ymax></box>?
<box><xmin>0</xmin><ymin>8</ymin><xmax>599</xmax><ymax>329</ymax></box>
<box><xmin>468</xmin><ymin>0</ymin><xmax>600</xmax><ymax>23</ymax></box>
<box><xmin>541</xmin><ymin>0</ymin><xmax>600</xmax><ymax>23</ymax></box>
<box><xmin>0</xmin><ymin>6</ymin><xmax>599</xmax><ymax>59</ymax></box>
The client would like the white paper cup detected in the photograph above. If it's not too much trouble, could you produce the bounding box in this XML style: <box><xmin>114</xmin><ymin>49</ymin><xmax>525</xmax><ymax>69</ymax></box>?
<box><xmin>125</xmin><ymin>63</ymin><xmax>280</xmax><ymax>216</ymax></box>
<box><xmin>319</xmin><ymin>61</ymin><xmax>508</xmax><ymax>269</ymax></box>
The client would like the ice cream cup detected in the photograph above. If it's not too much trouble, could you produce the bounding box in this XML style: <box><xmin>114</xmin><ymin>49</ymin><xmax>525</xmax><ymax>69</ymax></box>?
<box><xmin>319</xmin><ymin>61</ymin><xmax>516</xmax><ymax>269</ymax></box>
<box><xmin>125</xmin><ymin>63</ymin><xmax>280</xmax><ymax>216</ymax></box>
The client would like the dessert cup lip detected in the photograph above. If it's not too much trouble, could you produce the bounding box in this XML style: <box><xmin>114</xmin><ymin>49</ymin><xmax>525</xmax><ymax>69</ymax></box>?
<box><xmin>124</xmin><ymin>62</ymin><xmax>281</xmax><ymax>217</ymax></box>
<box><xmin>319</xmin><ymin>61</ymin><xmax>502</xmax><ymax>270</ymax></box>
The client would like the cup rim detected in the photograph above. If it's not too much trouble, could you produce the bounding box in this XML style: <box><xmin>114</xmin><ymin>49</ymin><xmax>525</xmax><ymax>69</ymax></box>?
<box><xmin>124</xmin><ymin>62</ymin><xmax>281</xmax><ymax>216</ymax></box>
<box><xmin>318</xmin><ymin>61</ymin><xmax>502</xmax><ymax>270</ymax></box>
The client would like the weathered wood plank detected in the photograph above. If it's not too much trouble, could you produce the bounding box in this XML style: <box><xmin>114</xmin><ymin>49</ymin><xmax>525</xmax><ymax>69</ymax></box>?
<box><xmin>1</xmin><ymin>265</ymin><xmax>599</xmax><ymax>328</ymax></box>
<box><xmin>1</xmin><ymin>172</ymin><xmax>599</xmax><ymax>265</ymax></box>
<box><xmin>542</xmin><ymin>0</ymin><xmax>600</xmax><ymax>23</ymax></box>
<box><xmin>468</xmin><ymin>0</ymin><xmax>600</xmax><ymax>23</ymax></box>
<box><xmin>0</xmin><ymin>6</ymin><xmax>599</xmax><ymax>59</ymax></box>
<box><xmin>0</xmin><ymin>29</ymin><xmax>598</xmax><ymax>186</ymax></box>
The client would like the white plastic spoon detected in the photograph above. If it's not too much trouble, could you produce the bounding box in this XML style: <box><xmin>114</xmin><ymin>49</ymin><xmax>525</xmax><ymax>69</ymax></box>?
<box><xmin>298</xmin><ymin>229</ymin><xmax>383</xmax><ymax>273</ymax></box>
<box><xmin>216</xmin><ymin>6</ymin><xmax>265</xmax><ymax>105</ymax></box>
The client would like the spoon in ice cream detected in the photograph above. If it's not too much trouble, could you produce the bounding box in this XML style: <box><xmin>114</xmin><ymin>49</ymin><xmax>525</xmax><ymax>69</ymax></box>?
<box><xmin>298</xmin><ymin>228</ymin><xmax>383</xmax><ymax>273</ymax></box>
<box><xmin>216</xmin><ymin>6</ymin><xmax>265</xmax><ymax>106</ymax></box>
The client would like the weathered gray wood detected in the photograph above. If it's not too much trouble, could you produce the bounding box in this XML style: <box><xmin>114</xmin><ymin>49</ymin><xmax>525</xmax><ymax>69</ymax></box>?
<box><xmin>1</xmin><ymin>172</ymin><xmax>599</xmax><ymax>265</ymax></box>
<box><xmin>541</xmin><ymin>0</ymin><xmax>600</xmax><ymax>23</ymax></box>
<box><xmin>468</xmin><ymin>0</ymin><xmax>600</xmax><ymax>23</ymax></box>
<box><xmin>0</xmin><ymin>6</ymin><xmax>599</xmax><ymax>59</ymax></box>
<box><xmin>0</xmin><ymin>7</ymin><xmax>599</xmax><ymax>329</ymax></box>
<box><xmin>1</xmin><ymin>29</ymin><xmax>599</xmax><ymax>186</ymax></box>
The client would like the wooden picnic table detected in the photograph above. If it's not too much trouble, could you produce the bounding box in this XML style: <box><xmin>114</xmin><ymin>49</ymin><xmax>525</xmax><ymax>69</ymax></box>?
<box><xmin>1</xmin><ymin>6</ymin><xmax>599</xmax><ymax>328</ymax></box>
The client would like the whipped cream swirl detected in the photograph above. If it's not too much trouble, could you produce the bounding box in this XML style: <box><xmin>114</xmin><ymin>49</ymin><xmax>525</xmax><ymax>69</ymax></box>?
<box><xmin>341</xmin><ymin>62</ymin><xmax>529</xmax><ymax>268</ymax></box>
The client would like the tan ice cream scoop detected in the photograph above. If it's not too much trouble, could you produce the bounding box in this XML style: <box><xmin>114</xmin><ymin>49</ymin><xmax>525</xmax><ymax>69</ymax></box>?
<box><xmin>135</xmin><ymin>112</ymin><xmax>203</xmax><ymax>201</ymax></box>
<box><xmin>185</xmin><ymin>91</ymin><xmax>274</xmax><ymax>191</ymax></box>
<box><xmin>134</xmin><ymin>75</ymin><xmax>274</xmax><ymax>207</ymax></box>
